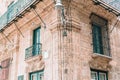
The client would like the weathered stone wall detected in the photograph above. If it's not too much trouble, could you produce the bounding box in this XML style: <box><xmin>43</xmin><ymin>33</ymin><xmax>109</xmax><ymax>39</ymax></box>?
<box><xmin>0</xmin><ymin>0</ymin><xmax>120</xmax><ymax>80</ymax></box>
<box><xmin>0</xmin><ymin>0</ymin><xmax>60</xmax><ymax>80</ymax></box>
<box><xmin>62</xmin><ymin>0</ymin><xmax>120</xmax><ymax>80</ymax></box>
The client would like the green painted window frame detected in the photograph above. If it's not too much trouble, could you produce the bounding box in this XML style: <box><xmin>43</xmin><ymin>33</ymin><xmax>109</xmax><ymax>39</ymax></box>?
<box><xmin>30</xmin><ymin>70</ymin><xmax>44</xmax><ymax>80</ymax></box>
<box><xmin>18</xmin><ymin>75</ymin><xmax>24</xmax><ymax>80</ymax></box>
<box><xmin>91</xmin><ymin>69</ymin><xmax>108</xmax><ymax>80</ymax></box>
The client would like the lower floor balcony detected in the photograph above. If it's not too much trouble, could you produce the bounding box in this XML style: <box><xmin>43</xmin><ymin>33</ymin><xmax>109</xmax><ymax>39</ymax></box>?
<box><xmin>25</xmin><ymin>43</ymin><xmax>42</xmax><ymax>59</ymax></box>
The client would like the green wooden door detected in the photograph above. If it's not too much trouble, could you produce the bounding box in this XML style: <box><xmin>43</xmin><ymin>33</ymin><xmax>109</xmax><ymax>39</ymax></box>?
<box><xmin>33</xmin><ymin>27</ymin><xmax>40</xmax><ymax>45</ymax></box>
<box><xmin>33</xmin><ymin>27</ymin><xmax>40</xmax><ymax>56</ymax></box>
<box><xmin>92</xmin><ymin>24</ymin><xmax>103</xmax><ymax>54</ymax></box>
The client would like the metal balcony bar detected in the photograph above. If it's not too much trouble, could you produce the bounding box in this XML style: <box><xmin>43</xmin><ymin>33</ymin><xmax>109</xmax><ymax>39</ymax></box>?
<box><xmin>93</xmin><ymin>0</ymin><xmax>120</xmax><ymax>16</ymax></box>
<box><xmin>0</xmin><ymin>0</ymin><xmax>41</xmax><ymax>31</ymax></box>
<box><xmin>25</xmin><ymin>43</ymin><xmax>42</xmax><ymax>59</ymax></box>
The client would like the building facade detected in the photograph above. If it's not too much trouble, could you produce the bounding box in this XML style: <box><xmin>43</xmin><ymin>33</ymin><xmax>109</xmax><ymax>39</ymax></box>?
<box><xmin>0</xmin><ymin>0</ymin><xmax>120</xmax><ymax>80</ymax></box>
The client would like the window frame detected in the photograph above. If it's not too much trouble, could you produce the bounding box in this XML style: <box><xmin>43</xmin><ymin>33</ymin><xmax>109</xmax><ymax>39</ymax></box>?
<box><xmin>91</xmin><ymin>22</ymin><xmax>110</xmax><ymax>56</ymax></box>
<box><xmin>29</xmin><ymin>70</ymin><xmax>44</xmax><ymax>80</ymax></box>
<box><xmin>91</xmin><ymin>69</ymin><xmax>108</xmax><ymax>80</ymax></box>
<box><xmin>91</xmin><ymin>71</ymin><xmax>98</xmax><ymax>80</ymax></box>
<box><xmin>90</xmin><ymin>13</ymin><xmax>111</xmax><ymax>57</ymax></box>
<box><xmin>92</xmin><ymin>23</ymin><xmax>104</xmax><ymax>55</ymax></box>
<box><xmin>18</xmin><ymin>75</ymin><xmax>24</xmax><ymax>80</ymax></box>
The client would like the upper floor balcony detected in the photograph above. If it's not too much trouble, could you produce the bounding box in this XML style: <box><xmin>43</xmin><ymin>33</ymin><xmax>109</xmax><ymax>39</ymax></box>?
<box><xmin>0</xmin><ymin>0</ymin><xmax>40</xmax><ymax>30</ymax></box>
<box><xmin>93</xmin><ymin>0</ymin><xmax>120</xmax><ymax>16</ymax></box>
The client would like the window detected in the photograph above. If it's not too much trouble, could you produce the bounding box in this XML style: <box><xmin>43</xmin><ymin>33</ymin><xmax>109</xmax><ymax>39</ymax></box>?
<box><xmin>90</xmin><ymin>14</ymin><xmax>110</xmax><ymax>56</ymax></box>
<box><xmin>18</xmin><ymin>75</ymin><xmax>24</xmax><ymax>80</ymax></box>
<box><xmin>91</xmin><ymin>70</ymin><xmax>108</xmax><ymax>80</ymax></box>
<box><xmin>33</xmin><ymin>27</ymin><xmax>40</xmax><ymax>45</ymax></box>
<box><xmin>33</xmin><ymin>27</ymin><xmax>40</xmax><ymax>56</ymax></box>
<box><xmin>92</xmin><ymin>24</ymin><xmax>103</xmax><ymax>54</ymax></box>
<box><xmin>0</xmin><ymin>59</ymin><xmax>10</xmax><ymax>80</ymax></box>
<box><xmin>25</xmin><ymin>27</ymin><xmax>41</xmax><ymax>59</ymax></box>
<box><xmin>30</xmin><ymin>71</ymin><xmax>44</xmax><ymax>80</ymax></box>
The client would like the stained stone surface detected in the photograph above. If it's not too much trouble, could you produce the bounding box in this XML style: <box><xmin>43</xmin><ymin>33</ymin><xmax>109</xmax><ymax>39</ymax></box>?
<box><xmin>0</xmin><ymin>0</ymin><xmax>120</xmax><ymax>80</ymax></box>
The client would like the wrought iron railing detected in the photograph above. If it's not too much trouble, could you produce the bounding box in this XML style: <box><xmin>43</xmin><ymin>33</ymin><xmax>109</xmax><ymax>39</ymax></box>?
<box><xmin>25</xmin><ymin>43</ymin><xmax>42</xmax><ymax>59</ymax></box>
<box><xmin>93</xmin><ymin>0</ymin><xmax>120</xmax><ymax>16</ymax></box>
<box><xmin>0</xmin><ymin>0</ymin><xmax>38</xmax><ymax>30</ymax></box>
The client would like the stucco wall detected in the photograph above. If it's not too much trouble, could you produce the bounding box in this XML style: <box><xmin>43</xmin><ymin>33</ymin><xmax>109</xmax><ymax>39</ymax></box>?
<box><xmin>0</xmin><ymin>0</ymin><xmax>120</xmax><ymax>80</ymax></box>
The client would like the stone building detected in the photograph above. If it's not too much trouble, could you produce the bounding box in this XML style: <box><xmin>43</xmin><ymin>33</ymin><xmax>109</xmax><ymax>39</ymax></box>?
<box><xmin>0</xmin><ymin>0</ymin><xmax>120</xmax><ymax>80</ymax></box>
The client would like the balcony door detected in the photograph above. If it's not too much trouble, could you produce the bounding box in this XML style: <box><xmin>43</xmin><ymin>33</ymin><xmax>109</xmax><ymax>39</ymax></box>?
<box><xmin>33</xmin><ymin>27</ymin><xmax>40</xmax><ymax>56</ymax></box>
<box><xmin>92</xmin><ymin>24</ymin><xmax>103</xmax><ymax>54</ymax></box>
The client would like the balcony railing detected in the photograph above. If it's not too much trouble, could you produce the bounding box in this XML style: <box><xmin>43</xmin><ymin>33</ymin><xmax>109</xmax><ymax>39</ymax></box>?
<box><xmin>0</xmin><ymin>0</ymin><xmax>38</xmax><ymax>30</ymax></box>
<box><xmin>93</xmin><ymin>0</ymin><xmax>120</xmax><ymax>16</ymax></box>
<box><xmin>25</xmin><ymin>43</ymin><xmax>42</xmax><ymax>59</ymax></box>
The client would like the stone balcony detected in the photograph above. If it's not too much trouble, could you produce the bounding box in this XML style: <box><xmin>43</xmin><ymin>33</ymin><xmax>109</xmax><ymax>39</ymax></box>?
<box><xmin>89</xmin><ymin>53</ymin><xmax>112</xmax><ymax>71</ymax></box>
<box><xmin>25</xmin><ymin>43</ymin><xmax>42</xmax><ymax>59</ymax></box>
<box><xmin>91</xmin><ymin>53</ymin><xmax>112</xmax><ymax>62</ymax></box>
<box><xmin>0</xmin><ymin>0</ymin><xmax>41</xmax><ymax>31</ymax></box>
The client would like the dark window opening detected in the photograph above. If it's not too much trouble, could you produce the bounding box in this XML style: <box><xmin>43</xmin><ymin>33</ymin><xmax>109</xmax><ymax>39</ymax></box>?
<box><xmin>90</xmin><ymin>13</ymin><xmax>111</xmax><ymax>56</ymax></box>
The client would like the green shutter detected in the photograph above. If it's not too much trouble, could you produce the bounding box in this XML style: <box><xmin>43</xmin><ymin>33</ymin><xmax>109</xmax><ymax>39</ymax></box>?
<box><xmin>92</xmin><ymin>24</ymin><xmax>103</xmax><ymax>54</ymax></box>
<box><xmin>33</xmin><ymin>27</ymin><xmax>40</xmax><ymax>56</ymax></box>
<box><xmin>33</xmin><ymin>27</ymin><xmax>40</xmax><ymax>45</ymax></box>
<box><xmin>18</xmin><ymin>75</ymin><xmax>24</xmax><ymax>80</ymax></box>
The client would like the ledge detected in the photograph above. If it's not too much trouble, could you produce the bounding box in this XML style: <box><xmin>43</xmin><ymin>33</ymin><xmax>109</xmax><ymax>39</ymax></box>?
<box><xmin>91</xmin><ymin>53</ymin><xmax>112</xmax><ymax>62</ymax></box>
<box><xmin>25</xmin><ymin>54</ymin><xmax>42</xmax><ymax>63</ymax></box>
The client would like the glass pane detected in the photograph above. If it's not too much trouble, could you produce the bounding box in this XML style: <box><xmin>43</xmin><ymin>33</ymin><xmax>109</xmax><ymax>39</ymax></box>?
<box><xmin>33</xmin><ymin>27</ymin><xmax>40</xmax><ymax>55</ymax></box>
<box><xmin>33</xmin><ymin>28</ymin><xmax>40</xmax><ymax>44</ymax></box>
<box><xmin>30</xmin><ymin>71</ymin><xmax>44</xmax><ymax>80</ymax></box>
<box><xmin>38</xmin><ymin>72</ymin><xmax>44</xmax><ymax>80</ymax></box>
<box><xmin>99</xmin><ymin>73</ymin><xmax>106</xmax><ymax>80</ymax></box>
<box><xmin>91</xmin><ymin>71</ymin><xmax>98</xmax><ymax>80</ymax></box>
<box><xmin>18</xmin><ymin>75</ymin><xmax>24</xmax><ymax>80</ymax></box>
<box><xmin>36</xmin><ymin>29</ymin><xmax>40</xmax><ymax>44</ymax></box>
<box><xmin>31</xmin><ymin>74</ymin><xmax>37</xmax><ymax>80</ymax></box>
